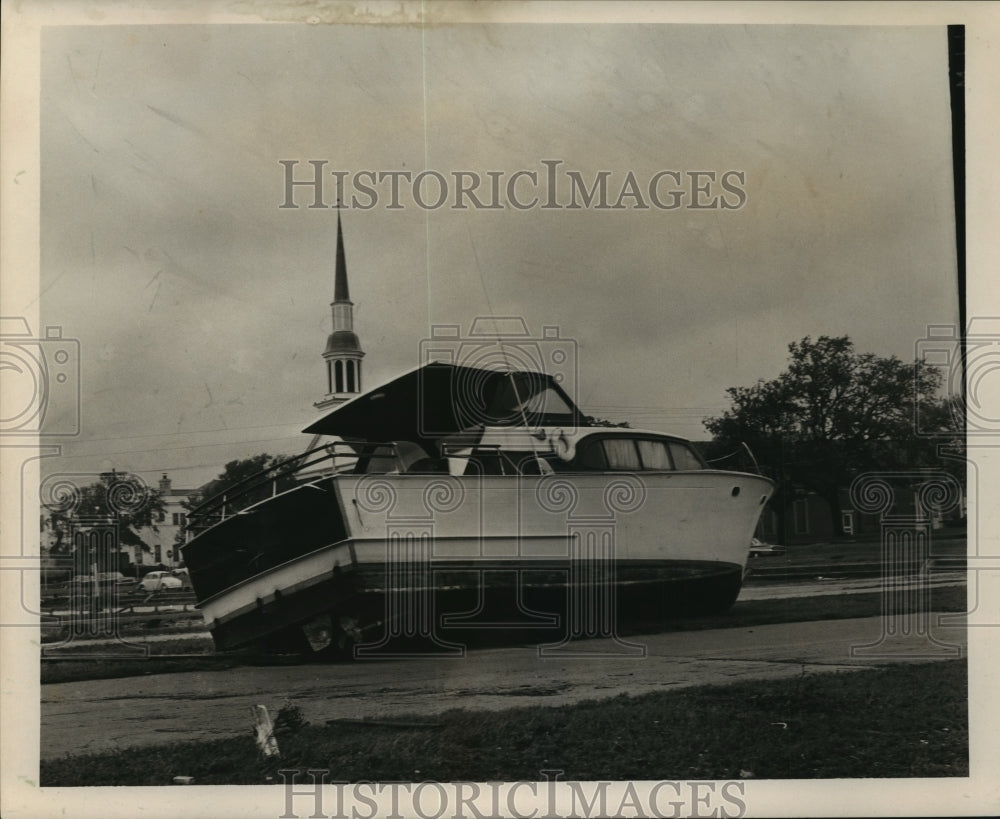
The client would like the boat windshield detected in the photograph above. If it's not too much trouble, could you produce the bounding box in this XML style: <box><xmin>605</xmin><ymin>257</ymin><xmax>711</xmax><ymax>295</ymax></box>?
<box><xmin>489</xmin><ymin>374</ymin><xmax>576</xmax><ymax>424</ymax></box>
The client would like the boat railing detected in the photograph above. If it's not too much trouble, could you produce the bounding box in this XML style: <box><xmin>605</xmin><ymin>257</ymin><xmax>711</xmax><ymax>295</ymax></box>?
<box><xmin>704</xmin><ymin>441</ymin><xmax>767</xmax><ymax>476</ymax></box>
<box><xmin>186</xmin><ymin>440</ymin><xmax>400</xmax><ymax>533</ymax></box>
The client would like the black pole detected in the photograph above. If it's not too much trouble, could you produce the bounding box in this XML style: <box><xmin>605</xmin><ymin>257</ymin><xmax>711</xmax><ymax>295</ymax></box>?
<box><xmin>947</xmin><ymin>25</ymin><xmax>966</xmax><ymax>399</ymax></box>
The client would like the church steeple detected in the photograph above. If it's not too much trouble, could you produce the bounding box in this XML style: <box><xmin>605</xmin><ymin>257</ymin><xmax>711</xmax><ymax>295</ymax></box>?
<box><xmin>315</xmin><ymin>207</ymin><xmax>364</xmax><ymax>410</ymax></box>
<box><xmin>334</xmin><ymin>209</ymin><xmax>349</xmax><ymax>302</ymax></box>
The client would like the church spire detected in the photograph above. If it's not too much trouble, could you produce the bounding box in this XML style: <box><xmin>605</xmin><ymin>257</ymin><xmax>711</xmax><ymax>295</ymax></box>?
<box><xmin>334</xmin><ymin>207</ymin><xmax>349</xmax><ymax>303</ymax></box>
<box><xmin>315</xmin><ymin>206</ymin><xmax>365</xmax><ymax>411</ymax></box>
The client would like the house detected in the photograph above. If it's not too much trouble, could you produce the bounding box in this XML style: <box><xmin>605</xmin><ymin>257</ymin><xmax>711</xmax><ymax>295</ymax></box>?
<box><xmin>755</xmin><ymin>477</ymin><xmax>965</xmax><ymax>545</ymax></box>
<box><xmin>139</xmin><ymin>473</ymin><xmax>195</xmax><ymax>567</ymax></box>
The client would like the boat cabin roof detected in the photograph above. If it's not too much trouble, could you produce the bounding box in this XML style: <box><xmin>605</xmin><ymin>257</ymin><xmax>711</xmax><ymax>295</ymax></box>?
<box><xmin>303</xmin><ymin>361</ymin><xmax>583</xmax><ymax>448</ymax></box>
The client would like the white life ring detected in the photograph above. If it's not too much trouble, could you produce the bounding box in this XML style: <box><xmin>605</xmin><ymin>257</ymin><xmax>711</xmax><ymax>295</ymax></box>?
<box><xmin>549</xmin><ymin>428</ymin><xmax>576</xmax><ymax>462</ymax></box>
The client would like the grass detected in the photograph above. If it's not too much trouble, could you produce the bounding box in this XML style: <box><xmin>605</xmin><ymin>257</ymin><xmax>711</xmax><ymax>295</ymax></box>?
<box><xmin>41</xmin><ymin>611</ymin><xmax>204</xmax><ymax>644</ymax></box>
<box><xmin>42</xmin><ymin>634</ymin><xmax>213</xmax><ymax>655</ymax></box>
<box><xmin>40</xmin><ymin>659</ymin><xmax>968</xmax><ymax>785</ymax></box>
<box><xmin>40</xmin><ymin>636</ymin><xmax>219</xmax><ymax>685</ymax></box>
<box><xmin>40</xmin><ymin>583</ymin><xmax>966</xmax><ymax>684</ymax></box>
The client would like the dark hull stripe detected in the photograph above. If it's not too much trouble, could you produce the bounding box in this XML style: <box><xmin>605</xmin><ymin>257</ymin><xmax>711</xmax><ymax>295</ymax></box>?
<box><xmin>207</xmin><ymin>559</ymin><xmax>743</xmax><ymax>652</ymax></box>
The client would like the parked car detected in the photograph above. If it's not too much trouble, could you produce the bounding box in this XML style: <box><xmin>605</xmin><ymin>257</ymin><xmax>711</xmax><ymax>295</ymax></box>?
<box><xmin>71</xmin><ymin>572</ymin><xmax>134</xmax><ymax>587</ymax></box>
<box><xmin>749</xmin><ymin>537</ymin><xmax>786</xmax><ymax>558</ymax></box>
<box><xmin>97</xmin><ymin>571</ymin><xmax>136</xmax><ymax>586</ymax></box>
<box><xmin>139</xmin><ymin>571</ymin><xmax>183</xmax><ymax>592</ymax></box>
<box><xmin>169</xmin><ymin>567</ymin><xmax>193</xmax><ymax>588</ymax></box>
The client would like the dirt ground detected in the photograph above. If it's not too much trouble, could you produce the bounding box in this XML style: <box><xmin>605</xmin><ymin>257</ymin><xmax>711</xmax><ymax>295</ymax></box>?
<box><xmin>40</xmin><ymin>611</ymin><xmax>966</xmax><ymax>761</ymax></box>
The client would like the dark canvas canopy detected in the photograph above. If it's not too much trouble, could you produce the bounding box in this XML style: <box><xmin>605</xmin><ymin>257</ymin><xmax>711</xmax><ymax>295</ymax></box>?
<box><xmin>303</xmin><ymin>362</ymin><xmax>581</xmax><ymax>447</ymax></box>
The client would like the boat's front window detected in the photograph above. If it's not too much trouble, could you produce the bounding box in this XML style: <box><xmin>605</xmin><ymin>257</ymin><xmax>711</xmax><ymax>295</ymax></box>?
<box><xmin>514</xmin><ymin>386</ymin><xmax>574</xmax><ymax>417</ymax></box>
<box><xmin>669</xmin><ymin>441</ymin><xmax>706</xmax><ymax>470</ymax></box>
<box><xmin>571</xmin><ymin>436</ymin><xmax>707</xmax><ymax>472</ymax></box>
<box><xmin>490</xmin><ymin>375</ymin><xmax>576</xmax><ymax>424</ymax></box>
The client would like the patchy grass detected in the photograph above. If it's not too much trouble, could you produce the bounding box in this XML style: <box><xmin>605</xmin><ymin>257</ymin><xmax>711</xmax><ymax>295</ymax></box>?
<box><xmin>39</xmin><ymin>636</ymin><xmax>315</xmax><ymax>684</ymax></box>
<box><xmin>40</xmin><ymin>659</ymin><xmax>967</xmax><ymax>785</ymax></box>
<box><xmin>41</xmin><ymin>636</ymin><xmax>219</xmax><ymax>684</ymax></box>
<box><xmin>43</xmin><ymin>635</ymin><xmax>213</xmax><ymax>655</ymax></box>
<box><xmin>41</xmin><ymin>612</ymin><xmax>204</xmax><ymax>644</ymax></box>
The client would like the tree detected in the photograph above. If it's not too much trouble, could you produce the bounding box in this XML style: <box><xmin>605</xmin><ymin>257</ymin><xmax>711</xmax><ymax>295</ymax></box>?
<box><xmin>582</xmin><ymin>416</ymin><xmax>631</xmax><ymax>428</ymax></box>
<box><xmin>703</xmin><ymin>335</ymin><xmax>962</xmax><ymax>539</ymax></box>
<box><xmin>41</xmin><ymin>471</ymin><xmax>166</xmax><ymax>573</ymax></box>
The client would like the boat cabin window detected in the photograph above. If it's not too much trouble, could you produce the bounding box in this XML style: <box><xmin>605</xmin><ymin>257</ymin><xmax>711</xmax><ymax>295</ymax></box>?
<box><xmin>572</xmin><ymin>436</ymin><xmax>706</xmax><ymax>471</ymax></box>
<box><xmin>462</xmin><ymin>449</ymin><xmax>545</xmax><ymax>476</ymax></box>
<box><xmin>466</xmin><ymin>449</ymin><xmax>506</xmax><ymax>476</ymax></box>
<box><xmin>637</xmin><ymin>439</ymin><xmax>672</xmax><ymax>470</ymax></box>
<box><xmin>574</xmin><ymin>440</ymin><xmax>608</xmax><ymax>470</ymax></box>
<box><xmin>603</xmin><ymin>438</ymin><xmax>642</xmax><ymax>470</ymax></box>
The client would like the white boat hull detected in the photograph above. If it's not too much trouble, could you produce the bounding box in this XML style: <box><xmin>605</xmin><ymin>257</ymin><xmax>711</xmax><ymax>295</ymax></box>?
<box><xmin>190</xmin><ymin>470</ymin><xmax>772</xmax><ymax>652</ymax></box>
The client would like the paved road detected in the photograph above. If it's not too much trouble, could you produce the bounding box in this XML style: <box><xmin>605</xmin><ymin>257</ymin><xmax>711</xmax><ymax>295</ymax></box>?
<box><xmin>40</xmin><ymin>612</ymin><xmax>965</xmax><ymax>761</ymax></box>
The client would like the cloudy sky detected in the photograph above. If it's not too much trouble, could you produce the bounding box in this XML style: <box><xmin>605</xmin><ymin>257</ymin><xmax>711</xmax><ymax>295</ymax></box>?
<box><xmin>38</xmin><ymin>20</ymin><xmax>961</xmax><ymax>489</ymax></box>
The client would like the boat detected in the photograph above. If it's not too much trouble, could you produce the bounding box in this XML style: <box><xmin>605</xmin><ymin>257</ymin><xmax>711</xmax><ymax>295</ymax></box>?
<box><xmin>183</xmin><ymin>361</ymin><xmax>774</xmax><ymax>654</ymax></box>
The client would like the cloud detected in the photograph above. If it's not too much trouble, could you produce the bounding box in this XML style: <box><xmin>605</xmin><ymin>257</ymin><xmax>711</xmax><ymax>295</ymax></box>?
<box><xmin>40</xmin><ymin>22</ymin><xmax>959</xmax><ymax>480</ymax></box>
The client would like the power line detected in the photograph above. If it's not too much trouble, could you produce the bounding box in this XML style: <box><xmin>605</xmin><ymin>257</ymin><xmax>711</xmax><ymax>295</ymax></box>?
<box><xmin>54</xmin><ymin>421</ymin><xmax>307</xmax><ymax>446</ymax></box>
<box><xmin>585</xmin><ymin>406</ymin><xmax>726</xmax><ymax>413</ymax></box>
